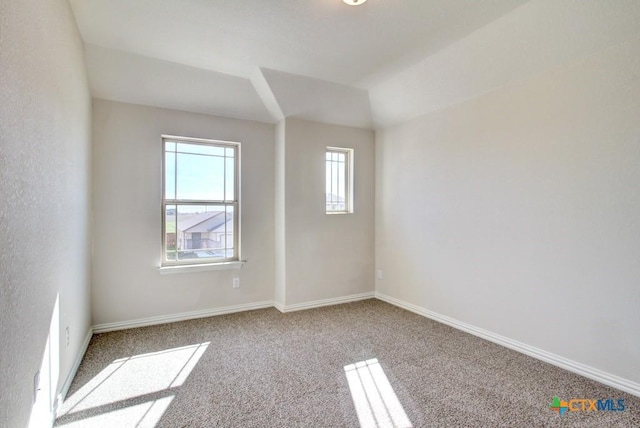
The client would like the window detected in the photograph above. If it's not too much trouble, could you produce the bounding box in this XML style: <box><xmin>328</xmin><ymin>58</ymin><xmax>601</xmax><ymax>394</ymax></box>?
<box><xmin>326</xmin><ymin>147</ymin><xmax>353</xmax><ymax>213</ymax></box>
<box><xmin>162</xmin><ymin>136</ymin><xmax>239</xmax><ymax>265</ymax></box>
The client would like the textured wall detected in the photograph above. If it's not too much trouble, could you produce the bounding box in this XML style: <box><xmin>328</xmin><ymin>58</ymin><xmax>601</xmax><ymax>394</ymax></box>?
<box><xmin>91</xmin><ymin>100</ymin><xmax>275</xmax><ymax>325</ymax></box>
<box><xmin>283</xmin><ymin>119</ymin><xmax>375</xmax><ymax>305</ymax></box>
<box><xmin>274</xmin><ymin>121</ymin><xmax>287</xmax><ymax>307</ymax></box>
<box><xmin>376</xmin><ymin>36</ymin><xmax>640</xmax><ymax>384</ymax></box>
<box><xmin>370</xmin><ymin>0</ymin><xmax>640</xmax><ymax>126</ymax></box>
<box><xmin>0</xmin><ymin>0</ymin><xmax>92</xmax><ymax>426</ymax></box>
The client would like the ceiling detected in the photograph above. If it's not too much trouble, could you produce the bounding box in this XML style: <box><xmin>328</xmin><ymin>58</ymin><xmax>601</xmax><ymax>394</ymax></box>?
<box><xmin>69</xmin><ymin>1</ymin><xmax>640</xmax><ymax>128</ymax></box>
<box><xmin>69</xmin><ymin>0</ymin><xmax>532</xmax><ymax>127</ymax></box>
<box><xmin>70</xmin><ymin>0</ymin><xmax>527</xmax><ymax>87</ymax></box>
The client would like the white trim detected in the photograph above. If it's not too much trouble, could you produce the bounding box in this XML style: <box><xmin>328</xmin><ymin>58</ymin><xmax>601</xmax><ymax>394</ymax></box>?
<box><xmin>278</xmin><ymin>292</ymin><xmax>375</xmax><ymax>313</ymax></box>
<box><xmin>161</xmin><ymin>135</ymin><xmax>241</xmax><ymax>270</ymax></box>
<box><xmin>92</xmin><ymin>293</ymin><xmax>375</xmax><ymax>332</ymax></box>
<box><xmin>375</xmin><ymin>292</ymin><xmax>640</xmax><ymax>398</ymax></box>
<box><xmin>325</xmin><ymin>146</ymin><xmax>354</xmax><ymax>214</ymax></box>
<box><xmin>158</xmin><ymin>261</ymin><xmax>245</xmax><ymax>274</ymax></box>
<box><xmin>92</xmin><ymin>301</ymin><xmax>273</xmax><ymax>333</ymax></box>
<box><xmin>56</xmin><ymin>327</ymin><xmax>93</xmax><ymax>415</ymax></box>
<box><xmin>161</xmin><ymin>134</ymin><xmax>240</xmax><ymax>146</ymax></box>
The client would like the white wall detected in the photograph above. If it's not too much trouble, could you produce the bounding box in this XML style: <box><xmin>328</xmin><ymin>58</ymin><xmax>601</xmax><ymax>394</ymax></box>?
<box><xmin>376</xmin><ymin>36</ymin><xmax>640</xmax><ymax>384</ymax></box>
<box><xmin>0</xmin><ymin>0</ymin><xmax>92</xmax><ymax>426</ymax></box>
<box><xmin>258</xmin><ymin>68</ymin><xmax>373</xmax><ymax>129</ymax></box>
<box><xmin>274</xmin><ymin>121</ymin><xmax>286</xmax><ymax>307</ymax></box>
<box><xmin>282</xmin><ymin>119</ymin><xmax>375</xmax><ymax>306</ymax></box>
<box><xmin>370</xmin><ymin>0</ymin><xmax>640</xmax><ymax>127</ymax></box>
<box><xmin>92</xmin><ymin>100</ymin><xmax>275</xmax><ymax>325</ymax></box>
<box><xmin>84</xmin><ymin>44</ymin><xmax>273</xmax><ymax>123</ymax></box>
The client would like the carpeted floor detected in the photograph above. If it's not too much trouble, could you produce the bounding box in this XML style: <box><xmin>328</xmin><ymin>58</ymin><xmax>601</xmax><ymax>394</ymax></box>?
<box><xmin>56</xmin><ymin>299</ymin><xmax>639</xmax><ymax>427</ymax></box>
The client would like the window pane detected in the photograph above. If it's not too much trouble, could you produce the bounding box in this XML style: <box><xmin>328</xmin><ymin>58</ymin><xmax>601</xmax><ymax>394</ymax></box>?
<box><xmin>326</xmin><ymin>149</ymin><xmax>350</xmax><ymax>212</ymax></box>
<box><xmin>338</xmin><ymin>162</ymin><xmax>345</xmax><ymax>199</ymax></box>
<box><xmin>165</xmin><ymin>152</ymin><xmax>176</xmax><ymax>199</ymax></box>
<box><xmin>331</xmin><ymin>159</ymin><xmax>338</xmax><ymax>201</ymax></box>
<box><xmin>171</xmin><ymin>205</ymin><xmax>232</xmax><ymax>261</ymax></box>
<box><xmin>175</xmin><ymin>142</ymin><xmax>225</xmax><ymax>157</ymax></box>
<box><xmin>225</xmin><ymin>206</ymin><xmax>234</xmax><ymax>250</ymax></box>
<box><xmin>162</xmin><ymin>137</ymin><xmax>239</xmax><ymax>265</ymax></box>
<box><xmin>225</xmin><ymin>157</ymin><xmax>235</xmax><ymax>201</ymax></box>
<box><xmin>176</xmin><ymin>152</ymin><xmax>224</xmax><ymax>200</ymax></box>
<box><xmin>165</xmin><ymin>205</ymin><xmax>177</xmax><ymax>261</ymax></box>
<box><xmin>326</xmin><ymin>161</ymin><xmax>332</xmax><ymax>206</ymax></box>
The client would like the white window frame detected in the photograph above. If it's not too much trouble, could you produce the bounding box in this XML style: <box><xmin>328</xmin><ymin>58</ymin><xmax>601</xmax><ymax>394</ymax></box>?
<box><xmin>326</xmin><ymin>147</ymin><xmax>354</xmax><ymax>214</ymax></box>
<box><xmin>161</xmin><ymin>135</ymin><xmax>240</xmax><ymax>267</ymax></box>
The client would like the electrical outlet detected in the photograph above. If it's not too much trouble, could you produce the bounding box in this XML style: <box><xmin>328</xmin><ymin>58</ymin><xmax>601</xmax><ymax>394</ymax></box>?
<box><xmin>65</xmin><ymin>326</ymin><xmax>70</xmax><ymax>347</ymax></box>
<box><xmin>376</xmin><ymin>269</ymin><xmax>383</xmax><ymax>280</ymax></box>
<box><xmin>233</xmin><ymin>277</ymin><xmax>240</xmax><ymax>288</ymax></box>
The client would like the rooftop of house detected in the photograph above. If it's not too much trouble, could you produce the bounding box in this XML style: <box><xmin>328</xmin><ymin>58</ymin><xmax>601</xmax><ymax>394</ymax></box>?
<box><xmin>169</xmin><ymin>211</ymin><xmax>232</xmax><ymax>234</ymax></box>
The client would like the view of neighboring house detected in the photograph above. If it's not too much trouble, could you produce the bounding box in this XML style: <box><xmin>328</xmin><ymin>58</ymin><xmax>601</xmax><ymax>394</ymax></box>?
<box><xmin>166</xmin><ymin>211</ymin><xmax>233</xmax><ymax>255</ymax></box>
<box><xmin>326</xmin><ymin>193</ymin><xmax>345</xmax><ymax>211</ymax></box>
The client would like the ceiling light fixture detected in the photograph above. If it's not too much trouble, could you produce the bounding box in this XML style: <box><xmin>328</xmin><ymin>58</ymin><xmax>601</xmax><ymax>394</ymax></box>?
<box><xmin>343</xmin><ymin>0</ymin><xmax>367</xmax><ymax>5</ymax></box>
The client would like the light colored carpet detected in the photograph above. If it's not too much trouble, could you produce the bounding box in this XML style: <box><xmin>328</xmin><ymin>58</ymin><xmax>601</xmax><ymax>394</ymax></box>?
<box><xmin>56</xmin><ymin>300</ymin><xmax>639</xmax><ymax>427</ymax></box>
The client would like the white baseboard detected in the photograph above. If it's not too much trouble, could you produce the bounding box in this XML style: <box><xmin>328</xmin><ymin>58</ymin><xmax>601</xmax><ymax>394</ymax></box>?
<box><xmin>93</xmin><ymin>293</ymin><xmax>376</xmax><ymax>332</ymax></box>
<box><xmin>277</xmin><ymin>292</ymin><xmax>375</xmax><ymax>313</ymax></box>
<box><xmin>56</xmin><ymin>327</ymin><xmax>93</xmax><ymax>413</ymax></box>
<box><xmin>273</xmin><ymin>301</ymin><xmax>285</xmax><ymax>313</ymax></box>
<box><xmin>62</xmin><ymin>294</ymin><xmax>640</xmax><ymax>401</ymax></box>
<box><xmin>92</xmin><ymin>300</ymin><xmax>274</xmax><ymax>333</ymax></box>
<box><xmin>375</xmin><ymin>292</ymin><xmax>640</xmax><ymax>398</ymax></box>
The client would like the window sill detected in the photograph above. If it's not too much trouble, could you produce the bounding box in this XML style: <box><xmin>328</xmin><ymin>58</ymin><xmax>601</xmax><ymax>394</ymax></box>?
<box><xmin>158</xmin><ymin>261</ymin><xmax>245</xmax><ymax>275</ymax></box>
<box><xmin>326</xmin><ymin>211</ymin><xmax>352</xmax><ymax>215</ymax></box>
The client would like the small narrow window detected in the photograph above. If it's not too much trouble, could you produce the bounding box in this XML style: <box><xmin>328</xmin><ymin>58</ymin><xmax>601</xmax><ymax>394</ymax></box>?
<box><xmin>326</xmin><ymin>147</ymin><xmax>353</xmax><ymax>213</ymax></box>
<box><xmin>162</xmin><ymin>136</ymin><xmax>239</xmax><ymax>265</ymax></box>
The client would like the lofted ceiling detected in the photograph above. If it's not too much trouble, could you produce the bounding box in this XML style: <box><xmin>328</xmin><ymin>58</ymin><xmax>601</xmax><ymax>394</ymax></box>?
<box><xmin>69</xmin><ymin>1</ymin><xmax>640</xmax><ymax>128</ymax></box>
<box><xmin>69</xmin><ymin>0</ymin><xmax>529</xmax><ymax>127</ymax></box>
<box><xmin>70</xmin><ymin>0</ymin><xmax>528</xmax><ymax>86</ymax></box>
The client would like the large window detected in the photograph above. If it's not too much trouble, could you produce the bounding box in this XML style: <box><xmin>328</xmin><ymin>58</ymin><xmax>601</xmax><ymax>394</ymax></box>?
<box><xmin>162</xmin><ymin>136</ymin><xmax>239</xmax><ymax>265</ymax></box>
<box><xmin>326</xmin><ymin>147</ymin><xmax>353</xmax><ymax>213</ymax></box>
